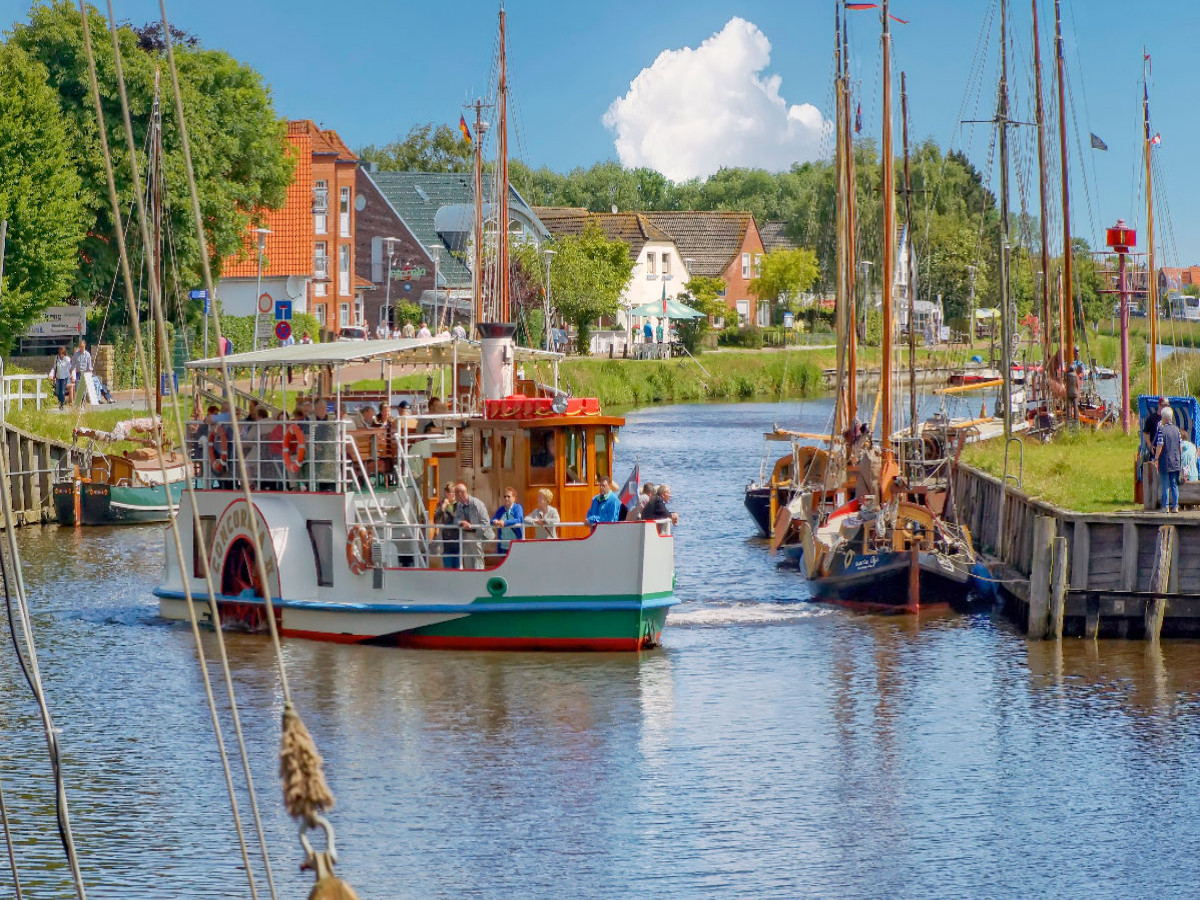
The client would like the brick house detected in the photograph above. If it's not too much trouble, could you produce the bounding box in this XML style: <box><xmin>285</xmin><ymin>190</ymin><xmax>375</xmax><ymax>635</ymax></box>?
<box><xmin>219</xmin><ymin>120</ymin><xmax>360</xmax><ymax>339</ymax></box>
<box><xmin>644</xmin><ymin>211</ymin><xmax>765</xmax><ymax>326</ymax></box>
<box><xmin>355</xmin><ymin>166</ymin><xmax>435</xmax><ymax>329</ymax></box>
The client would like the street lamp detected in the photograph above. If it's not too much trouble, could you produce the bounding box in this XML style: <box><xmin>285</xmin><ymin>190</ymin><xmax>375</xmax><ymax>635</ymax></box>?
<box><xmin>382</xmin><ymin>236</ymin><xmax>400</xmax><ymax>335</ymax></box>
<box><xmin>542</xmin><ymin>248</ymin><xmax>556</xmax><ymax>351</ymax></box>
<box><xmin>428</xmin><ymin>244</ymin><xmax>442</xmax><ymax>331</ymax></box>
<box><xmin>966</xmin><ymin>264</ymin><xmax>978</xmax><ymax>348</ymax></box>
<box><xmin>857</xmin><ymin>260</ymin><xmax>873</xmax><ymax>339</ymax></box>
<box><xmin>251</xmin><ymin>226</ymin><xmax>272</xmax><ymax>353</ymax></box>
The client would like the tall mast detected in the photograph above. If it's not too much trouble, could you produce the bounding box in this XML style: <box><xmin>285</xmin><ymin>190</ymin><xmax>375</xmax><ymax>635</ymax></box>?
<box><xmin>496</xmin><ymin>8</ymin><xmax>511</xmax><ymax>324</ymax></box>
<box><xmin>901</xmin><ymin>72</ymin><xmax>916</xmax><ymax>438</ymax></box>
<box><xmin>472</xmin><ymin>99</ymin><xmax>484</xmax><ymax>332</ymax></box>
<box><xmin>842</xmin><ymin>13</ymin><xmax>858</xmax><ymax>428</ymax></box>
<box><xmin>151</xmin><ymin>69</ymin><xmax>163</xmax><ymax>416</ymax></box>
<box><xmin>1053</xmin><ymin>0</ymin><xmax>1073</xmax><ymax>367</ymax></box>
<box><xmin>1031</xmin><ymin>0</ymin><xmax>1053</xmax><ymax>365</ymax></box>
<box><xmin>880</xmin><ymin>0</ymin><xmax>896</xmax><ymax>448</ymax></box>
<box><xmin>997</xmin><ymin>0</ymin><xmax>1013</xmax><ymax>440</ymax></box>
<box><xmin>833</xmin><ymin>4</ymin><xmax>848</xmax><ymax>438</ymax></box>
<box><xmin>1144</xmin><ymin>52</ymin><xmax>1159</xmax><ymax>395</ymax></box>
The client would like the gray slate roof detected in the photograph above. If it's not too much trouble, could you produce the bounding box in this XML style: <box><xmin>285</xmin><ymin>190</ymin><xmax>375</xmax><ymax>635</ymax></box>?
<box><xmin>369</xmin><ymin>171</ymin><xmax>548</xmax><ymax>288</ymax></box>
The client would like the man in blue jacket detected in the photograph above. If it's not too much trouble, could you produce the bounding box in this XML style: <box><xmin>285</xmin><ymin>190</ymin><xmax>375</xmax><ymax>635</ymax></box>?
<box><xmin>586</xmin><ymin>476</ymin><xmax>621</xmax><ymax>526</ymax></box>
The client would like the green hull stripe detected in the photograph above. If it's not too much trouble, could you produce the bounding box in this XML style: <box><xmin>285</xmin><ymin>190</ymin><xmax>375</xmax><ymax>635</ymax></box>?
<box><xmin>410</xmin><ymin>606</ymin><xmax>670</xmax><ymax>641</ymax></box>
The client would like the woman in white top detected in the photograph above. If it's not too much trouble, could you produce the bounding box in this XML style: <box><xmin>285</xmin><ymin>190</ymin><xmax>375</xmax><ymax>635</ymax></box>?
<box><xmin>525</xmin><ymin>488</ymin><xmax>561</xmax><ymax>539</ymax></box>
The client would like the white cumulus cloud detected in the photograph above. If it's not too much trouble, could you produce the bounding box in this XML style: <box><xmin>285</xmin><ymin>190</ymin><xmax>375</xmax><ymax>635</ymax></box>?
<box><xmin>603</xmin><ymin>17</ymin><xmax>830</xmax><ymax>182</ymax></box>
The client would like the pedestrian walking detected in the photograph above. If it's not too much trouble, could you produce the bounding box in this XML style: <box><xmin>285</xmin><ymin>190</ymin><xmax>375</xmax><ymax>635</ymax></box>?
<box><xmin>49</xmin><ymin>346</ymin><xmax>72</xmax><ymax>410</ymax></box>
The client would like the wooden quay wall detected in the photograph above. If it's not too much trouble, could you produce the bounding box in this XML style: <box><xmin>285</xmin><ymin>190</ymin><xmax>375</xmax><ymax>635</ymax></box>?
<box><xmin>0</xmin><ymin>423</ymin><xmax>70</xmax><ymax>527</ymax></box>
<box><xmin>952</xmin><ymin>463</ymin><xmax>1198</xmax><ymax>640</ymax></box>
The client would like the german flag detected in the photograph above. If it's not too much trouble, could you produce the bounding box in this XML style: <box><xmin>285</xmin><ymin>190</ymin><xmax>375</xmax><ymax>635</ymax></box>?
<box><xmin>459</xmin><ymin>114</ymin><xmax>472</xmax><ymax>145</ymax></box>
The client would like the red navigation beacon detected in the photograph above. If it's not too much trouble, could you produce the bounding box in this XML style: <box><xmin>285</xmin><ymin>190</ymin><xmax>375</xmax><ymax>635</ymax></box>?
<box><xmin>1106</xmin><ymin>221</ymin><xmax>1135</xmax><ymax>254</ymax></box>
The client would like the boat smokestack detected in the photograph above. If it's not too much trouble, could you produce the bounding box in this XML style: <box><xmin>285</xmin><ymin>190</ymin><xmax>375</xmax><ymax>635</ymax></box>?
<box><xmin>477</xmin><ymin>322</ymin><xmax>516</xmax><ymax>401</ymax></box>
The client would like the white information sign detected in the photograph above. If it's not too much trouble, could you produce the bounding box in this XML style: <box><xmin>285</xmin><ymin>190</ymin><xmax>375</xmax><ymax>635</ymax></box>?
<box><xmin>27</xmin><ymin>306</ymin><xmax>86</xmax><ymax>339</ymax></box>
<box><xmin>255</xmin><ymin>318</ymin><xmax>277</xmax><ymax>340</ymax></box>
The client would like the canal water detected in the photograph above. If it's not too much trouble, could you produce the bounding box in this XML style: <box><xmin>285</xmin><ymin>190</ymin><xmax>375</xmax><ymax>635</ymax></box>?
<box><xmin>2</xmin><ymin>399</ymin><xmax>1199</xmax><ymax>898</ymax></box>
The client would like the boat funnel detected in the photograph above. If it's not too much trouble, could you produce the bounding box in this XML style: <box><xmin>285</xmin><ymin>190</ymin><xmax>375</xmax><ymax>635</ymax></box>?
<box><xmin>477</xmin><ymin>322</ymin><xmax>516</xmax><ymax>401</ymax></box>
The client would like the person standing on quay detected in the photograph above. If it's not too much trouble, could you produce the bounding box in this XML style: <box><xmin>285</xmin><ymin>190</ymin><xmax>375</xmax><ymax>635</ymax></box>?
<box><xmin>70</xmin><ymin>339</ymin><xmax>93</xmax><ymax>405</ymax></box>
<box><xmin>1155</xmin><ymin>406</ymin><xmax>1183</xmax><ymax>513</ymax></box>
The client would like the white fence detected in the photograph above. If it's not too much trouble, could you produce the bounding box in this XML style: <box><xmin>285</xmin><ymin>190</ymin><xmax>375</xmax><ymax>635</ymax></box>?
<box><xmin>0</xmin><ymin>374</ymin><xmax>47</xmax><ymax>412</ymax></box>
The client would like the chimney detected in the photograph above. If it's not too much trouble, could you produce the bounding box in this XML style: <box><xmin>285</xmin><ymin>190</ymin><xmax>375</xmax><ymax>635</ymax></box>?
<box><xmin>477</xmin><ymin>322</ymin><xmax>516</xmax><ymax>403</ymax></box>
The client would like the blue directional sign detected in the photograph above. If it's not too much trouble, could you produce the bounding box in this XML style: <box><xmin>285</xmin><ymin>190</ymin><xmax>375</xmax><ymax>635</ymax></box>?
<box><xmin>274</xmin><ymin>300</ymin><xmax>292</xmax><ymax>321</ymax></box>
<box><xmin>189</xmin><ymin>289</ymin><xmax>208</xmax><ymax>300</ymax></box>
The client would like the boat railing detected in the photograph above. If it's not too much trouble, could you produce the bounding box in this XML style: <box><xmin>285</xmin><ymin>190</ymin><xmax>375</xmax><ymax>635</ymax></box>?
<box><xmin>189</xmin><ymin>418</ymin><xmax>352</xmax><ymax>493</ymax></box>
<box><xmin>367</xmin><ymin>518</ymin><xmax>667</xmax><ymax>570</ymax></box>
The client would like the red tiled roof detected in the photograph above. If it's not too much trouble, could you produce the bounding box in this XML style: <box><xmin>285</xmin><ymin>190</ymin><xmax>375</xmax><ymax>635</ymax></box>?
<box><xmin>643</xmin><ymin>211</ymin><xmax>754</xmax><ymax>277</ymax></box>
<box><xmin>288</xmin><ymin>119</ymin><xmax>357</xmax><ymax>162</ymax></box>
<box><xmin>223</xmin><ymin>130</ymin><xmax>315</xmax><ymax>278</ymax></box>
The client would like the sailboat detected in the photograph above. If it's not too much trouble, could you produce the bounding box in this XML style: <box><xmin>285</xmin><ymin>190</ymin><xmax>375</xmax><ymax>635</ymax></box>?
<box><xmin>54</xmin><ymin>71</ymin><xmax>192</xmax><ymax>526</ymax></box>
<box><xmin>774</xmin><ymin>0</ymin><xmax>984</xmax><ymax>612</ymax></box>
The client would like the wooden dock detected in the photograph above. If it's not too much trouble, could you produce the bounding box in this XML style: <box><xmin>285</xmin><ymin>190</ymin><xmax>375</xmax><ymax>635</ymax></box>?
<box><xmin>0</xmin><ymin>422</ymin><xmax>71</xmax><ymax>527</ymax></box>
<box><xmin>953</xmin><ymin>463</ymin><xmax>1200</xmax><ymax>640</ymax></box>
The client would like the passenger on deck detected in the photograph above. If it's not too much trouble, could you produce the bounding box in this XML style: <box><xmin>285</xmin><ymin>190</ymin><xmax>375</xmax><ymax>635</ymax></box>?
<box><xmin>630</xmin><ymin>482</ymin><xmax>655</xmax><ymax>521</ymax></box>
<box><xmin>585</xmin><ymin>476</ymin><xmax>621</xmax><ymax>526</ymax></box>
<box><xmin>526</xmin><ymin>488</ymin><xmax>560</xmax><ymax>539</ymax></box>
<box><xmin>354</xmin><ymin>404</ymin><xmax>380</xmax><ymax>429</ymax></box>
<box><xmin>434</xmin><ymin>482</ymin><xmax>458</xmax><ymax>568</ymax></box>
<box><xmin>452</xmin><ymin>483</ymin><xmax>494</xmax><ymax>569</ymax></box>
<box><xmin>641</xmin><ymin>484</ymin><xmax>679</xmax><ymax>534</ymax></box>
<box><xmin>491</xmin><ymin>487</ymin><xmax>525</xmax><ymax>552</ymax></box>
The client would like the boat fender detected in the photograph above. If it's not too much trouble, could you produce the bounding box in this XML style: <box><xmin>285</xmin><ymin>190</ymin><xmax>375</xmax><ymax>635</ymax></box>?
<box><xmin>487</xmin><ymin>576</ymin><xmax>507</xmax><ymax>598</ymax></box>
<box><xmin>346</xmin><ymin>525</ymin><xmax>374</xmax><ymax>575</ymax></box>
<box><xmin>969</xmin><ymin>562</ymin><xmax>998</xmax><ymax>602</ymax></box>
<box><xmin>283</xmin><ymin>424</ymin><xmax>307</xmax><ymax>474</ymax></box>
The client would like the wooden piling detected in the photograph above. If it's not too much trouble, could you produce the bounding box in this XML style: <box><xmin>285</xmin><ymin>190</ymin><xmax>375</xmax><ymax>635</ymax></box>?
<box><xmin>1049</xmin><ymin>535</ymin><xmax>1068</xmax><ymax>639</ymax></box>
<box><xmin>1027</xmin><ymin>515</ymin><xmax>1057</xmax><ymax>638</ymax></box>
<box><xmin>1145</xmin><ymin>524</ymin><xmax>1176</xmax><ymax>642</ymax></box>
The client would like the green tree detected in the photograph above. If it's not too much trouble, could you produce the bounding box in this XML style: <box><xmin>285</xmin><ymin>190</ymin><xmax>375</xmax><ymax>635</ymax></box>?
<box><xmin>749</xmin><ymin>247</ymin><xmax>820</xmax><ymax>313</ymax></box>
<box><xmin>360</xmin><ymin>122</ymin><xmax>472</xmax><ymax>173</ymax></box>
<box><xmin>0</xmin><ymin>43</ymin><xmax>87</xmax><ymax>347</ymax></box>
<box><xmin>679</xmin><ymin>275</ymin><xmax>728</xmax><ymax>319</ymax></box>
<box><xmin>516</xmin><ymin>223</ymin><xmax>632</xmax><ymax>353</ymax></box>
<box><xmin>9</xmin><ymin>2</ymin><xmax>293</xmax><ymax>312</ymax></box>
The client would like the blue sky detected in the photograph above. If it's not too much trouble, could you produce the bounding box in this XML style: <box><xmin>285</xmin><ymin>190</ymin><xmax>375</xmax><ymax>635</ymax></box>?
<box><xmin>3</xmin><ymin>0</ymin><xmax>1197</xmax><ymax>259</ymax></box>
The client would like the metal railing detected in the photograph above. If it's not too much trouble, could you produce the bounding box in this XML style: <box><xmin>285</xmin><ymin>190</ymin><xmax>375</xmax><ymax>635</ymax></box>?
<box><xmin>191</xmin><ymin>418</ymin><xmax>351</xmax><ymax>493</ymax></box>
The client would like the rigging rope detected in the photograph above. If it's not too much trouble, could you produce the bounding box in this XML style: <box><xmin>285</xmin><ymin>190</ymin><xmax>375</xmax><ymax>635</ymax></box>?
<box><xmin>80</xmin><ymin>4</ymin><xmax>271</xmax><ymax>897</ymax></box>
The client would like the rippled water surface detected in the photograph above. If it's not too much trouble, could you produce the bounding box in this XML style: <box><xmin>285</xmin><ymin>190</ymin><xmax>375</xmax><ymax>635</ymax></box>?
<box><xmin>3</xmin><ymin>400</ymin><xmax>1200</xmax><ymax>898</ymax></box>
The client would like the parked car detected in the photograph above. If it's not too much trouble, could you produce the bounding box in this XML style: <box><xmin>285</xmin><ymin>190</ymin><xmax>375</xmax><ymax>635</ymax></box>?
<box><xmin>338</xmin><ymin>325</ymin><xmax>368</xmax><ymax>341</ymax></box>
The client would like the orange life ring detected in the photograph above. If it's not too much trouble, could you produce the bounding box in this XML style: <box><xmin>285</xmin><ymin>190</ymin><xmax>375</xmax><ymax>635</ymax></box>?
<box><xmin>282</xmin><ymin>424</ymin><xmax>307</xmax><ymax>474</ymax></box>
<box><xmin>209</xmin><ymin>424</ymin><xmax>229</xmax><ymax>474</ymax></box>
<box><xmin>346</xmin><ymin>525</ymin><xmax>374</xmax><ymax>575</ymax></box>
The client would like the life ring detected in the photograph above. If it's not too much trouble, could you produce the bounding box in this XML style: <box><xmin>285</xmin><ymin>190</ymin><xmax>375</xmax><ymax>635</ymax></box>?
<box><xmin>346</xmin><ymin>525</ymin><xmax>374</xmax><ymax>575</ymax></box>
<box><xmin>209</xmin><ymin>424</ymin><xmax>229</xmax><ymax>474</ymax></box>
<box><xmin>282</xmin><ymin>424</ymin><xmax>307</xmax><ymax>474</ymax></box>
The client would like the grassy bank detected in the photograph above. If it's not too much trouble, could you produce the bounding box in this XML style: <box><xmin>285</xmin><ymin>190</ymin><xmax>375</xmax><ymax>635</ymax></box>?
<box><xmin>963</xmin><ymin>428</ymin><xmax>1140</xmax><ymax>514</ymax></box>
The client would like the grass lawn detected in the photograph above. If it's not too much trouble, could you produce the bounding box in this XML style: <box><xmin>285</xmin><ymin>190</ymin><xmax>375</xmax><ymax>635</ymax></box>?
<box><xmin>962</xmin><ymin>427</ymin><xmax>1141</xmax><ymax>514</ymax></box>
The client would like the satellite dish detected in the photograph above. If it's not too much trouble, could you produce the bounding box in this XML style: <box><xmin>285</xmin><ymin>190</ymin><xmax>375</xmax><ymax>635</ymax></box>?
<box><xmin>551</xmin><ymin>393</ymin><xmax>568</xmax><ymax>415</ymax></box>
<box><xmin>611</xmin><ymin>204</ymin><xmax>618</xmax><ymax>214</ymax></box>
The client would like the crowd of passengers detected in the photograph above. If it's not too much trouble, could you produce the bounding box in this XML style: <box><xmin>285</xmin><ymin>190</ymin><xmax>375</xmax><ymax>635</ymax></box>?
<box><xmin>427</xmin><ymin>477</ymin><xmax>680</xmax><ymax>569</ymax></box>
<box><xmin>189</xmin><ymin>395</ymin><xmax>452</xmax><ymax>488</ymax></box>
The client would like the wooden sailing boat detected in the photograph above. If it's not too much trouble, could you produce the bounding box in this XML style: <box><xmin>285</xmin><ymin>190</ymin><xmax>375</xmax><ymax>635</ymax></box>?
<box><xmin>54</xmin><ymin>71</ymin><xmax>191</xmax><ymax>526</ymax></box>
<box><xmin>776</xmin><ymin>0</ymin><xmax>983</xmax><ymax>612</ymax></box>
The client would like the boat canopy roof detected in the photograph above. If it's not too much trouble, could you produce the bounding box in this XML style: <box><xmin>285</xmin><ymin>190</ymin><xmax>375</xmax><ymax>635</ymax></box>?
<box><xmin>185</xmin><ymin>335</ymin><xmax>563</xmax><ymax>370</ymax></box>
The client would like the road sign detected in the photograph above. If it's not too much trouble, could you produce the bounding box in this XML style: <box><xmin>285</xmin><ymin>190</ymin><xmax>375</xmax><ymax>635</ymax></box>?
<box><xmin>204</xmin><ymin>297</ymin><xmax>211</xmax><ymax>314</ymax></box>
<box><xmin>274</xmin><ymin>299</ymin><xmax>292</xmax><ymax>321</ymax></box>
<box><xmin>255</xmin><ymin>318</ymin><xmax>276</xmax><ymax>340</ymax></box>
<box><xmin>258</xmin><ymin>292</ymin><xmax>273</xmax><ymax>314</ymax></box>
<box><xmin>189</xmin><ymin>289</ymin><xmax>208</xmax><ymax>300</ymax></box>
<box><xmin>275</xmin><ymin>321</ymin><xmax>292</xmax><ymax>342</ymax></box>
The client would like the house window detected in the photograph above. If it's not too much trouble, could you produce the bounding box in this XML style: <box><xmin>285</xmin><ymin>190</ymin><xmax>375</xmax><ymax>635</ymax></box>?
<box><xmin>193</xmin><ymin>516</ymin><xmax>216</xmax><ymax>578</ymax></box>
<box><xmin>314</xmin><ymin>180</ymin><xmax>328</xmax><ymax>234</ymax></box>
<box><xmin>314</xmin><ymin>241</ymin><xmax>328</xmax><ymax>279</ymax></box>
<box><xmin>662</xmin><ymin>254</ymin><xmax>671</xmax><ymax>277</ymax></box>
<box><xmin>736</xmin><ymin>299</ymin><xmax>750</xmax><ymax>326</ymax></box>
<box><xmin>307</xmin><ymin>520</ymin><xmax>334</xmax><ymax>587</ymax></box>
<box><xmin>339</xmin><ymin>187</ymin><xmax>351</xmax><ymax>237</ymax></box>
<box><xmin>754</xmin><ymin>253</ymin><xmax>763</xmax><ymax>277</ymax></box>
<box><xmin>339</xmin><ymin>302</ymin><xmax>350</xmax><ymax>327</ymax></box>
<box><xmin>354</xmin><ymin>296</ymin><xmax>363</xmax><ymax>326</ymax></box>
<box><xmin>314</xmin><ymin>283</ymin><xmax>327</xmax><ymax>297</ymax></box>
<box><xmin>339</xmin><ymin>244</ymin><xmax>350</xmax><ymax>295</ymax></box>
<box><xmin>757</xmin><ymin>302</ymin><xmax>770</xmax><ymax>327</ymax></box>
<box><xmin>314</xmin><ymin>303</ymin><xmax>326</xmax><ymax>326</ymax></box>
<box><xmin>741</xmin><ymin>253</ymin><xmax>751</xmax><ymax>279</ymax></box>
<box><xmin>646</xmin><ymin>253</ymin><xmax>656</xmax><ymax>277</ymax></box>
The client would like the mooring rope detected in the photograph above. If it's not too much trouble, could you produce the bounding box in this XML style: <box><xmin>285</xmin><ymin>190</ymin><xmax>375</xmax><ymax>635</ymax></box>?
<box><xmin>79</xmin><ymin>4</ymin><xmax>269</xmax><ymax>897</ymax></box>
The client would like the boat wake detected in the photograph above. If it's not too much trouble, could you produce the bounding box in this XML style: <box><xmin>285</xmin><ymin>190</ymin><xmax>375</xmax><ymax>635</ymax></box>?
<box><xmin>667</xmin><ymin>600</ymin><xmax>829</xmax><ymax>628</ymax></box>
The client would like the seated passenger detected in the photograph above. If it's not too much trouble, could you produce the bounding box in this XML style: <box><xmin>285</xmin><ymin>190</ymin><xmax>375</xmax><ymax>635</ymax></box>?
<box><xmin>641</xmin><ymin>483</ymin><xmax>679</xmax><ymax>534</ymax></box>
<box><xmin>491</xmin><ymin>487</ymin><xmax>525</xmax><ymax>553</ymax></box>
<box><xmin>354</xmin><ymin>404</ymin><xmax>379</xmax><ymax>429</ymax></box>
<box><xmin>585</xmin><ymin>476</ymin><xmax>621</xmax><ymax>526</ymax></box>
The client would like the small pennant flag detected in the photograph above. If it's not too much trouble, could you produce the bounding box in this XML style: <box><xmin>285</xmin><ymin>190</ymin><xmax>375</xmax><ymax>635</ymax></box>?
<box><xmin>1151</xmin><ymin>133</ymin><xmax>1162</xmax><ymax>145</ymax></box>
<box><xmin>845</xmin><ymin>2</ymin><xmax>909</xmax><ymax>21</ymax></box>
<box><xmin>855</xmin><ymin>102</ymin><xmax>863</xmax><ymax>134</ymax></box>
<box><xmin>459</xmin><ymin>114</ymin><xmax>472</xmax><ymax>144</ymax></box>
<box><xmin>1089</xmin><ymin>133</ymin><xmax>1108</xmax><ymax>151</ymax></box>
<box><xmin>662</xmin><ymin>279</ymin><xmax>668</xmax><ymax>317</ymax></box>
<box><xmin>618</xmin><ymin>463</ymin><xmax>640</xmax><ymax>510</ymax></box>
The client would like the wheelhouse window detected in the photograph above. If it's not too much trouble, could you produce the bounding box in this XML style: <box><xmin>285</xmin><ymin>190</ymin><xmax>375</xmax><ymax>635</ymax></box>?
<box><xmin>594</xmin><ymin>429</ymin><xmax>611</xmax><ymax>482</ymax></box>
<box><xmin>307</xmin><ymin>520</ymin><xmax>334</xmax><ymax>587</ymax></box>
<box><xmin>480</xmin><ymin>431</ymin><xmax>494</xmax><ymax>470</ymax></box>
<box><xmin>565</xmin><ymin>427</ymin><xmax>587</xmax><ymax>485</ymax></box>
<box><xmin>500</xmin><ymin>434</ymin><xmax>514</xmax><ymax>470</ymax></box>
<box><xmin>528</xmin><ymin>428</ymin><xmax>554</xmax><ymax>485</ymax></box>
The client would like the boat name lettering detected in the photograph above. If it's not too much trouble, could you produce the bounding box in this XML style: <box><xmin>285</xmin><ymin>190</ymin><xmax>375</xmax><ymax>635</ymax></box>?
<box><xmin>209</xmin><ymin>504</ymin><xmax>279</xmax><ymax>587</ymax></box>
<box><xmin>850</xmin><ymin>555</ymin><xmax>880</xmax><ymax>572</ymax></box>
